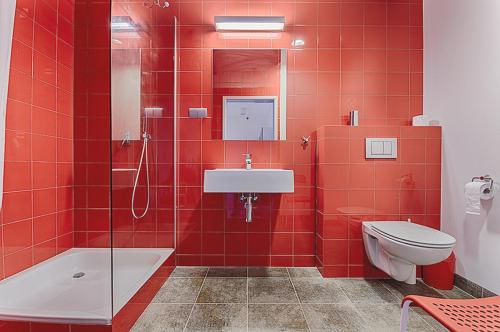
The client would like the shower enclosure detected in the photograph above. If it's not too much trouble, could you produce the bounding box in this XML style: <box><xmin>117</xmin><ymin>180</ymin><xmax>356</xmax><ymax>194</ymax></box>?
<box><xmin>110</xmin><ymin>0</ymin><xmax>177</xmax><ymax>320</ymax></box>
<box><xmin>0</xmin><ymin>0</ymin><xmax>176</xmax><ymax>328</ymax></box>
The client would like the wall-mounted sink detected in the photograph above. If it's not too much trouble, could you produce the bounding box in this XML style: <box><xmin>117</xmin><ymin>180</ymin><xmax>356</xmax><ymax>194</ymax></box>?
<box><xmin>203</xmin><ymin>169</ymin><xmax>294</xmax><ymax>193</ymax></box>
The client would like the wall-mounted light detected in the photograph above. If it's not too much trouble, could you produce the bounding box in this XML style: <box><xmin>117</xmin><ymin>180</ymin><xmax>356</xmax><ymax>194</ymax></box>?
<box><xmin>214</xmin><ymin>16</ymin><xmax>285</xmax><ymax>32</ymax></box>
<box><xmin>219</xmin><ymin>32</ymin><xmax>281</xmax><ymax>40</ymax></box>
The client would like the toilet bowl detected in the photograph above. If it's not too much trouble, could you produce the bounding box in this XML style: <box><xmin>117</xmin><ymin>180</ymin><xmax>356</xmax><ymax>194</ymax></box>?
<box><xmin>362</xmin><ymin>221</ymin><xmax>456</xmax><ymax>284</ymax></box>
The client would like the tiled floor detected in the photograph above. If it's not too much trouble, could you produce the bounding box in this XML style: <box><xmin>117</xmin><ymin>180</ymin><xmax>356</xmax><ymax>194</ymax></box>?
<box><xmin>132</xmin><ymin>267</ymin><xmax>472</xmax><ymax>332</ymax></box>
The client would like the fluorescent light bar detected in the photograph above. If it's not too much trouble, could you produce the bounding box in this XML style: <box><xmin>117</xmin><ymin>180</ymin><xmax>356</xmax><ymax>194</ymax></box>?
<box><xmin>219</xmin><ymin>32</ymin><xmax>281</xmax><ymax>40</ymax></box>
<box><xmin>215</xmin><ymin>16</ymin><xmax>285</xmax><ymax>31</ymax></box>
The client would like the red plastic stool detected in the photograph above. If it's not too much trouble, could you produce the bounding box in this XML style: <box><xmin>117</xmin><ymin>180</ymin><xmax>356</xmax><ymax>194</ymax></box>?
<box><xmin>400</xmin><ymin>295</ymin><xmax>500</xmax><ymax>332</ymax></box>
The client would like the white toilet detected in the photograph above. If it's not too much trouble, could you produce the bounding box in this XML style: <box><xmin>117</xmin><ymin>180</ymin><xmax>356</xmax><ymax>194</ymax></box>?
<box><xmin>362</xmin><ymin>221</ymin><xmax>456</xmax><ymax>284</ymax></box>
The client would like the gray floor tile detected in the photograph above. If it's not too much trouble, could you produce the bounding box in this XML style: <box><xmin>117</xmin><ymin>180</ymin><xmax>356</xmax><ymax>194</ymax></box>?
<box><xmin>302</xmin><ymin>303</ymin><xmax>366</xmax><ymax>332</ymax></box>
<box><xmin>139</xmin><ymin>271</ymin><xmax>461</xmax><ymax>332</ymax></box>
<box><xmin>288</xmin><ymin>267</ymin><xmax>322</xmax><ymax>278</ymax></box>
<box><xmin>336</xmin><ymin>279</ymin><xmax>399</xmax><ymax>304</ymax></box>
<box><xmin>355</xmin><ymin>303</ymin><xmax>434</xmax><ymax>332</ymax></box>
<box><xmin>207</xmin><ymin>267</ymin><xmax>248</xmax><ymax>277</ymax></box>
<box><xmin>131</xmin><ymin>303</ymin><xmax>192</xmax><ymax>332</ymax></box>
<box><xmin>185</xmin><ymin>304</ymin><xmax>247</xmax><ymax>331</ymax></box>
<box><xmin>381</xmin><ymin>279</ymin><xmax>444</xmax><ymax>301</ymax></box>
<box><xmin>413</xmin><ymin>308</ymin><xmax>449</xmax><ymax>332</ymax></box>
<box><xmin>248</xmin><ymin>267</ymin><xmax>288</xmax><ymax>277</ymax></box>
<box><xmin>248</xmin><ymin>304</ymin><xmax>309</xmax><ymax>331</ymax></box>
<box><xmin>197</xmin><ymin>278</ymin><xmax>247</xmax><ymax>303</ymax></box>
<box><xmin>152</xmin><ymin>278</ymin><xmax>204</xmax><ymax>303</ymax></box>
<box><xmin>292</xmin><ymin>278</ymin><xmax>350</xmax><ymax>304</ymax></box>
<box><xmin>248</xmin><ymin>277</ymin><xmax>298</xmax><ymax>303</ymax></box>
<box><xmin>171</xmin><ymin>267</ymin><xmax>208</xmax><ymax>278</ymax></box>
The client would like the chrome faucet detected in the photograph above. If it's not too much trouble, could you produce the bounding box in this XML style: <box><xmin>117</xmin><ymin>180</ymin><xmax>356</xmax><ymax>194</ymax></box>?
<box><xmin>243</xmin><ymin>153</ymin><xmax>252</xmax><ymax>170</ymax></box>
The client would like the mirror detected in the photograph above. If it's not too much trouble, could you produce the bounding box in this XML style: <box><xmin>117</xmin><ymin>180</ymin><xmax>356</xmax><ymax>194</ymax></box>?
<box><xmin>213</xmin><ymin>49</ymin><xmax>287</xmax><ymax>141</ymax></box>
<box><xmin>111</xmin><ymin>49</ymin><xmax>141</xmax><ymax>142</ymax></box>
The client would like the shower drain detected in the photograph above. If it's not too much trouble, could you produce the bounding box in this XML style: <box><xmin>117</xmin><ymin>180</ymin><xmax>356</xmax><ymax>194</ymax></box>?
<box><xmin>73</xmin><ymin>272</ymin><xmax>85</xmax><ymax>279</ymax></box>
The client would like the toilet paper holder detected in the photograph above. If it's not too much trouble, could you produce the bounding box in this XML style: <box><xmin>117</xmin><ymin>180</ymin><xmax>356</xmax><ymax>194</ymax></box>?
<box><xmin>471</xmin><ymin>175</ymin><xmax>494</xmax><ymax>194</ymax></box>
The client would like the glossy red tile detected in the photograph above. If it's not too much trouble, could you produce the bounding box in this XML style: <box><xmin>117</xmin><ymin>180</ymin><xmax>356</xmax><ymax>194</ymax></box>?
<box><xmin>34</xmin><ymin>23</ymin><xmax>56</xmax><ymax>59</ymax></box>
<box><xmin>318</xmin><ymin>3</ymin><xmax>340</xmax><ymax>26</ymax></box>
<box><xmin>341</xmin><ymin>3</ymin><xmax>364</xmax><ymax>26</ymax></box>
<box><xmin>2</xmin><ymin>190</ymin><xmax>32</xmax><ymax>224</ymax></box>
<box><xmin>10</xmin><ymin>39</ymin><xmax>32</xmax><ymax>74</ymax></box>
<box><xmin>7</xmin><ymin>69</ymin><xmax>32</xmax><ymax>103</ymax></box>
<box><xmin>4</xmin><ymin>247</ymin><xmax>32</xmax><ymax>278</ymax></box>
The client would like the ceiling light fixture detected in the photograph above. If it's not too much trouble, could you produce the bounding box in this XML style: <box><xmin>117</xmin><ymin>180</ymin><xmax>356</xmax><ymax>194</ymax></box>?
<box><xmin>214</xmin><ymin>16</ymin><xmax>285</xmax><ymax>32</ymax></box>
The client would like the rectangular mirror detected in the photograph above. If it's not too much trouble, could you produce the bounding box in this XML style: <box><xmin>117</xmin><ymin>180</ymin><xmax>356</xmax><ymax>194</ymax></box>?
<box><xmin>111</xmin><ymin>49</ymin><xmax>141</xmax><ymax>142</ymax></box>
<box><xmin>213</xmin><ymin>49</ymin><xmax>287</xmax><ymax>141</ymax></box>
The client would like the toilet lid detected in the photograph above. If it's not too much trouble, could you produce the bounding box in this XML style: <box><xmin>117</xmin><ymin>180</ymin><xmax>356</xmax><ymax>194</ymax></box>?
<box><xmin>371</xmin><ymin>222</ymin><xmax>456</xmax><ymax>247</ymax></box>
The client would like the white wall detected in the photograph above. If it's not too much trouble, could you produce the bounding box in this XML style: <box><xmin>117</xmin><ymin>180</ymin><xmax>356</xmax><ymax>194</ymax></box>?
<box><xmin>0</xmin><ymin>0</ymin><xmax>17</xmax><ymax>210</ymax></box>
<box><xmin>424</xmin><ymin>0</ymin><xmax>500</xmax><ymax>294</ymax></box>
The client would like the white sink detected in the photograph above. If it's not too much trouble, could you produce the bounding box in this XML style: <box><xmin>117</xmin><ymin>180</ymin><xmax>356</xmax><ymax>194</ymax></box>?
<box><xmin>204</xmin><ymin>169</ymin><xmax>294</xmax><ymax>193</ymax></box>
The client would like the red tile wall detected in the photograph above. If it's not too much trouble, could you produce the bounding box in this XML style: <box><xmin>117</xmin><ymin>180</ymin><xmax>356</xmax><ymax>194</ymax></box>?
<box><xmin>316</xmin><ymin>125</ymin><xmax>441</xmax><ymax>277</ymax></box>
<box><xmin>1</xmin><ymin>0</ymin><xmax>426</xmax><ymax>277</ymax></box>
<box><xmin>0</xmin><ymin>0</ymin><xmax>75</xmax><ymax>281</ymax></box>
<box><xmin>175</xmin><ymin>0</ymin><xmax>423</xmax><ymax>266</ymax></box>
<box><xmin>73</xmin><ymin>0</ymin><xmax>112</xmax><ymax>248</ymax></box>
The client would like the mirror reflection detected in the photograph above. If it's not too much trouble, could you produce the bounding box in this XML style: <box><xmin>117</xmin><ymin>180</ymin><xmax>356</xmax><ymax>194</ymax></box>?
<box><xmin>212</xmin><ymin>49</ymin><xmax>287</xmax><ymax>141</ymax></box>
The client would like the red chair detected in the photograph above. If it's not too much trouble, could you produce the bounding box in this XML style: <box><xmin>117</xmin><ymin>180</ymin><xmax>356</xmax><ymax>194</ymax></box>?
<box><xmin>400</xmin><ymin>295</ymin><xmax>500</xmax><ymax>332</ymax></box>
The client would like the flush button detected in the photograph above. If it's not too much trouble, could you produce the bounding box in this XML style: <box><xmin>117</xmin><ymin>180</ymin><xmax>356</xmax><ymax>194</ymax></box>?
<box><xmin>366</xmin><ymin>138</ymin><xmax>397</xmax><ymax>159</ymax></box>
<box><xmin>383</xmin><ymin>141</ymin><xmax>392</xmax><ymax>154</ymax></box>
<box><xmin>371</xmin><ymin>141</ymin><xmax>384</xmax><ymax>155</ymax></box>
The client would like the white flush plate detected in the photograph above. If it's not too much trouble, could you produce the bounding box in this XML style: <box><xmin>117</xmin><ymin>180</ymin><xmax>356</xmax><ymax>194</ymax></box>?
<box><xmin>365</xmin><ymin>138</ymin><xmax>398</xmax><ymax>159</ymax></box>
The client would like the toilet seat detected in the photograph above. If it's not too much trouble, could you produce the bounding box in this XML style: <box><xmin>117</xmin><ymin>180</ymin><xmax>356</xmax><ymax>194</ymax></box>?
<box><xmin>371</xmin><ymin>222</ymin><xmax>456</xmax><ymax>249</ymax></box>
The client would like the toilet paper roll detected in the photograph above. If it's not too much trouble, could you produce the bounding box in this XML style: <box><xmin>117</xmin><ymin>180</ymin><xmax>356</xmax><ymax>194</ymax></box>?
<box><xmin>464</xmin><ymin>182</ymin><xmax>495</xmax><ymax>215</ymax></box>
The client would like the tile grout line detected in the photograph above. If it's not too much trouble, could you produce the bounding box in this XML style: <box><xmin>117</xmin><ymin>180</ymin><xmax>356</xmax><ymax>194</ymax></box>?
<box><xmin>287</xmin><ymin>267</ymin><xmax>311</xmax><ymax>332</ymax></box>
<box><xmin>331</xmin><ymin>278</ymin><xmax>356</xmax><ymax>308</ymax></box>
<box><xmin>182</xmin><ymin>267</ymin><xmax>209</xmax><ymax>331</ymax></box>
